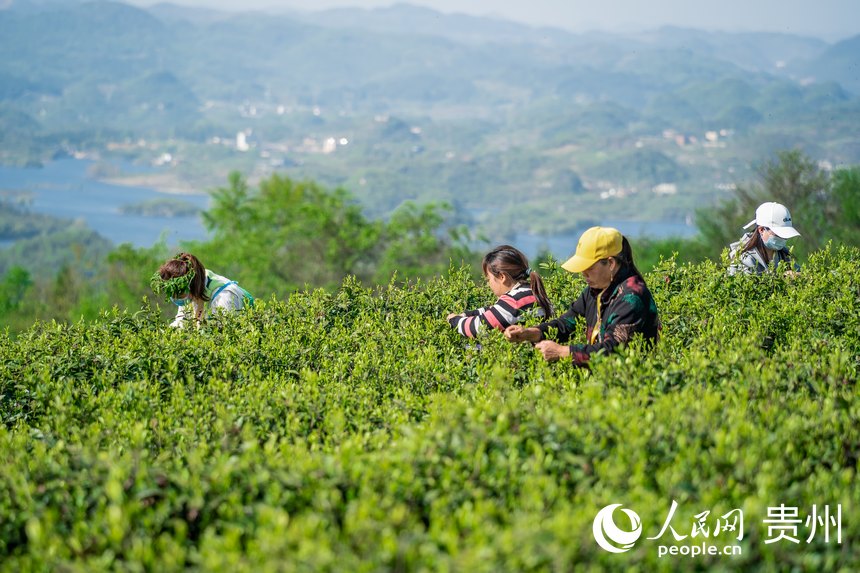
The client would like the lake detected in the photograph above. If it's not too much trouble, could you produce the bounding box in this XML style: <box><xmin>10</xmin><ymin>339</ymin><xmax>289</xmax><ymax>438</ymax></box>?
<box><xmin>0</xmin><ymin>158</ymin><xmax>210</xmax><ymax>247</ymax></box>
<box><xmin>0</xmin><ymin>158</ymin><xmax>699</xmax><ymax>260</ymax></box>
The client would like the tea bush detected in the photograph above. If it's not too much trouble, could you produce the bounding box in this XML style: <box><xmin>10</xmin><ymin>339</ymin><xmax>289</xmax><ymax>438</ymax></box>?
<box><xmin>1</xmin><ymin>245</ymin><xmax>858</xmax><ymax>572</ymax></box>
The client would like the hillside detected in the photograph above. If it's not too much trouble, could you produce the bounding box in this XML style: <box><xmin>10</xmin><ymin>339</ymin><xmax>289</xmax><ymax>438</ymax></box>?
<box><xmin>800</xmin><ymin>34</ymin><xmax>860</xmax><ymax>94</ymax></box>
<box><xmin>0</xmin><ymin>1</ymin><xmax>858</xmax><ymax>237</ymax></box>
<box><xmin>1</xmin><ymin>246</ymin><xmax>858</xmax><ymax>569</ymax></box>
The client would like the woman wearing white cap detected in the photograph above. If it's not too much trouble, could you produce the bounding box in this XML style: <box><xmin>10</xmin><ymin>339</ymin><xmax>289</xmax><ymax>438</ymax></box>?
<box><xmin>728</xmin><ymin>202</ymin><xmax>801</xmax><ymax>275</ymax></box>
<box><xmin>504</xmin><ymin>226</ymin><xmax>660</xmax><ymax>366</ymax></box>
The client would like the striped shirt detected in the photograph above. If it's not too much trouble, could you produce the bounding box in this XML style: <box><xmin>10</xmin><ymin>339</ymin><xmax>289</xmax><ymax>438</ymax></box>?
<box><xmin>449</xmin><ymin>284</ymin><xmax>541</xmax><ymax>338</ymax></box>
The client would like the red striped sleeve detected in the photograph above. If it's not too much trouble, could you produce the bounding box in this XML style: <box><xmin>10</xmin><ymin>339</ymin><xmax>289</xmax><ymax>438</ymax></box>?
<box><xmin>450</xmin><ymin>284</ymin><xmax>538</xmax><ymax>338</ymax></box>
<box><xmin>463</xmin><ymin>315</ymin><xmax>478</xmax><ymax>338</ymax></box>
<box><xmin>510</xmin><ymin>294</ymin><xmax>536</xmax><ymax>309</ymax></box>
<box><xmin>484</xmin><ymin>310</ymin><xmax>503</xmax><ymax>329</ymax></box>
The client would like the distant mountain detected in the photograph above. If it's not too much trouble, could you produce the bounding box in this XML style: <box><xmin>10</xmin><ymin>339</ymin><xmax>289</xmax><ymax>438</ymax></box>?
<box><xmin>145</xmin><ymin>1</ymin><xmax>236</xmax><ymax>26</ymax></box>
<box><xmin>800</xmin><ymin>34</ymin><xmax>860</xmax><ymax>94</ymax></box>
<box><xmin>296</xmin><ymin>6</ymin><xmax>831</xmax><ymax>74</ymax></box>
<box><xmin>294</xmin><ymin>3</ymin><xmax>577</xmax><ymax>46</ymax></box>
<box><xmin>0</xmin><ymin>1</ymin><xmax>170</xmax><ymax>83</ymax></box>
<box><xmin>1</xmin><ymin>0</ymin><xmax>858</xmax><ymax>225</ymax></box>
<box><xmin>3</xmin><ymin>0</ymin><xmax>91</xmax><ymax>13</ymax></box>
<box><xmin>589</xmin><ymin>149</ymin><xmax>690</xmax><ymax>187</ymax></box>
<box><xmin>632</xmin><ymin>27</ymin><xmax>828</xmax><ymax>74</ymax></box>
<box><xmin>0</xmin><ymin>1</ymin><xmax>198</xmax><ymax>134</ymax></box>
<box><xmin>2</xmin><ymin>0</ymin><xmax>851</xmax><ymax>120</ymax></box>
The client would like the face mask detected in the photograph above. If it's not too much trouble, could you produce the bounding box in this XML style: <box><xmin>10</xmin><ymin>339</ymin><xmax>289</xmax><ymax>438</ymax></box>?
<box><xmin>764</xmin><ymin>236</ymin><xmax>787</xmax><ymax>251</ymax></box>
<box><xmin>171</xmin><ymin>297</ymin><xmax>191</xmax><ymax>307</ymax></box>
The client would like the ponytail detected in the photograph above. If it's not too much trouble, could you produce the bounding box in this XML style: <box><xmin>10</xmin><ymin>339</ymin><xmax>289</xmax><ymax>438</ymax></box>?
<box><xmin>528</xmin><ymin>270</ymin><xmax>554</xmax><ymax>319</ymax></box>
<box><xmin>612</xmin><ymin>237</ymin><xmax>644</xmax><ymax>282</ymax></box>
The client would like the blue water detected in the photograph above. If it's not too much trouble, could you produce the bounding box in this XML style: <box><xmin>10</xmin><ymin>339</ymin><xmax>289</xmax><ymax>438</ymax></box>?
<box><xmin>0</xmin><ymin>158</ymin><xmax>698</xmax><ymax>260</ymax></box>
<box><xmin>0</xmin><ymin>158</ymin><xmax>210</xmax><ymax>247</ymax></box>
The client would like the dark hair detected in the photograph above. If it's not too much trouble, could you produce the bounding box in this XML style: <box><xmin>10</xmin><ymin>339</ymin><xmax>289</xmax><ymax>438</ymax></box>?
<box><xmin>609</xmin><ymin>236</ymin><xmax>644</xmax><ymax>282</ymax></box>
<box><xmin>158</xmin><ymin>253</ymin><xmax>209</xmax><ymax>301</ymax></box>
<box><xmin>741</xmin><ymin>227</ymin><xmax>771</xmax><ymax>265</ymax></box>
<box><xmin>742</xmin><ymin>226</ymin><xmax>793</xmax><ymax>266</ymax></box>
<box><xmin>482</xmin><ymin>245</ymin><xmax>553</xmax><ymax>318</ymax></box>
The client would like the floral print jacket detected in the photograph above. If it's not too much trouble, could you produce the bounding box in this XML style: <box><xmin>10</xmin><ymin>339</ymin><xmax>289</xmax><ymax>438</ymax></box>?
<box><xmin>536</xmin><ymin>267</ymin><xmax>660</xmax><ymax>366</ymax></box>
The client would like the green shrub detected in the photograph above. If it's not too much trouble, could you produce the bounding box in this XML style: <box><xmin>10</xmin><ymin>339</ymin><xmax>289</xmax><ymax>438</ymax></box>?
<box><xmin>0</xmin><ymin>245</ymin><xmax>857</xmax><ymax>571</ymax></box>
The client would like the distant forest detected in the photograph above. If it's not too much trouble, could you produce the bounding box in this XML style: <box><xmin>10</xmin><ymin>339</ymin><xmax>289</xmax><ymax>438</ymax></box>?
<box><xmin>1</xmin><ymin>1</ymin><xmax>858</xmax><ymax>236</ymax></box>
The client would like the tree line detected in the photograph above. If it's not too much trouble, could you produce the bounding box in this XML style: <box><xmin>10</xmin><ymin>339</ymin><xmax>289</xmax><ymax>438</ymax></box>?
<box><xmin>1</xmin><ymin>149</ymin><xmax>858</xmax><ymax>334</ymax></box>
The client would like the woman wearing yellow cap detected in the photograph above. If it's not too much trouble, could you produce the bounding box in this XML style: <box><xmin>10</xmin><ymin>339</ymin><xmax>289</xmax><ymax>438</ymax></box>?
<box><xmin>504</xmin><ymin>226</ymin><xmax>660</xmax><ymax>365</ymax></box>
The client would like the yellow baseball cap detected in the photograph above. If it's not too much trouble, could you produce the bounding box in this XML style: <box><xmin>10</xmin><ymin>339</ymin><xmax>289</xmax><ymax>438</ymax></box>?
<box><xmin>561</xmin><ymin>226</ymin><xmax>623</xmax><ymax>273</ymax></box>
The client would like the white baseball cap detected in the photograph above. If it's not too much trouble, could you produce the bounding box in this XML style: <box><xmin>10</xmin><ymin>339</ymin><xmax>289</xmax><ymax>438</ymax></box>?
<box><xmin>743</xmin><ymin>202</ymin><xmax>801</xmax><ymax>239</ymax></box>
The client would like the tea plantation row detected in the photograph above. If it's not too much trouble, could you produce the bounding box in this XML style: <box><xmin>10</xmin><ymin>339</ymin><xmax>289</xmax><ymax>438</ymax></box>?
<box><xmin>1</xmin><ymin>245</ymin><xmax>858</xmax><ymax>571</ymax></box>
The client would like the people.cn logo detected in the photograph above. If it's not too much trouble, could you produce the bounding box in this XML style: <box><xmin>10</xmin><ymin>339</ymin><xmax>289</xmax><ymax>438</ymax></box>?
<box><xmin>593</xmin><ymin>504</ymin><xmax>643</xmax><ymax>553</ymax></box>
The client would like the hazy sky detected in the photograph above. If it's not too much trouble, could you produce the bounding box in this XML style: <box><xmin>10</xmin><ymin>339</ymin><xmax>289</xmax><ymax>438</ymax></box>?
<box><xmin>125</xmin><ymin>0</ymin><xmax>859</xmax><ymax>40</ymax></box>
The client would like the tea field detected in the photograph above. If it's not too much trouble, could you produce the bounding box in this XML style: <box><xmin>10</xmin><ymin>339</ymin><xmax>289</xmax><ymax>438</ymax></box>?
<box><xmin>1</xmin><ymin>246</ymin><xmax>858</xmax><ymax>571</ymax></box>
